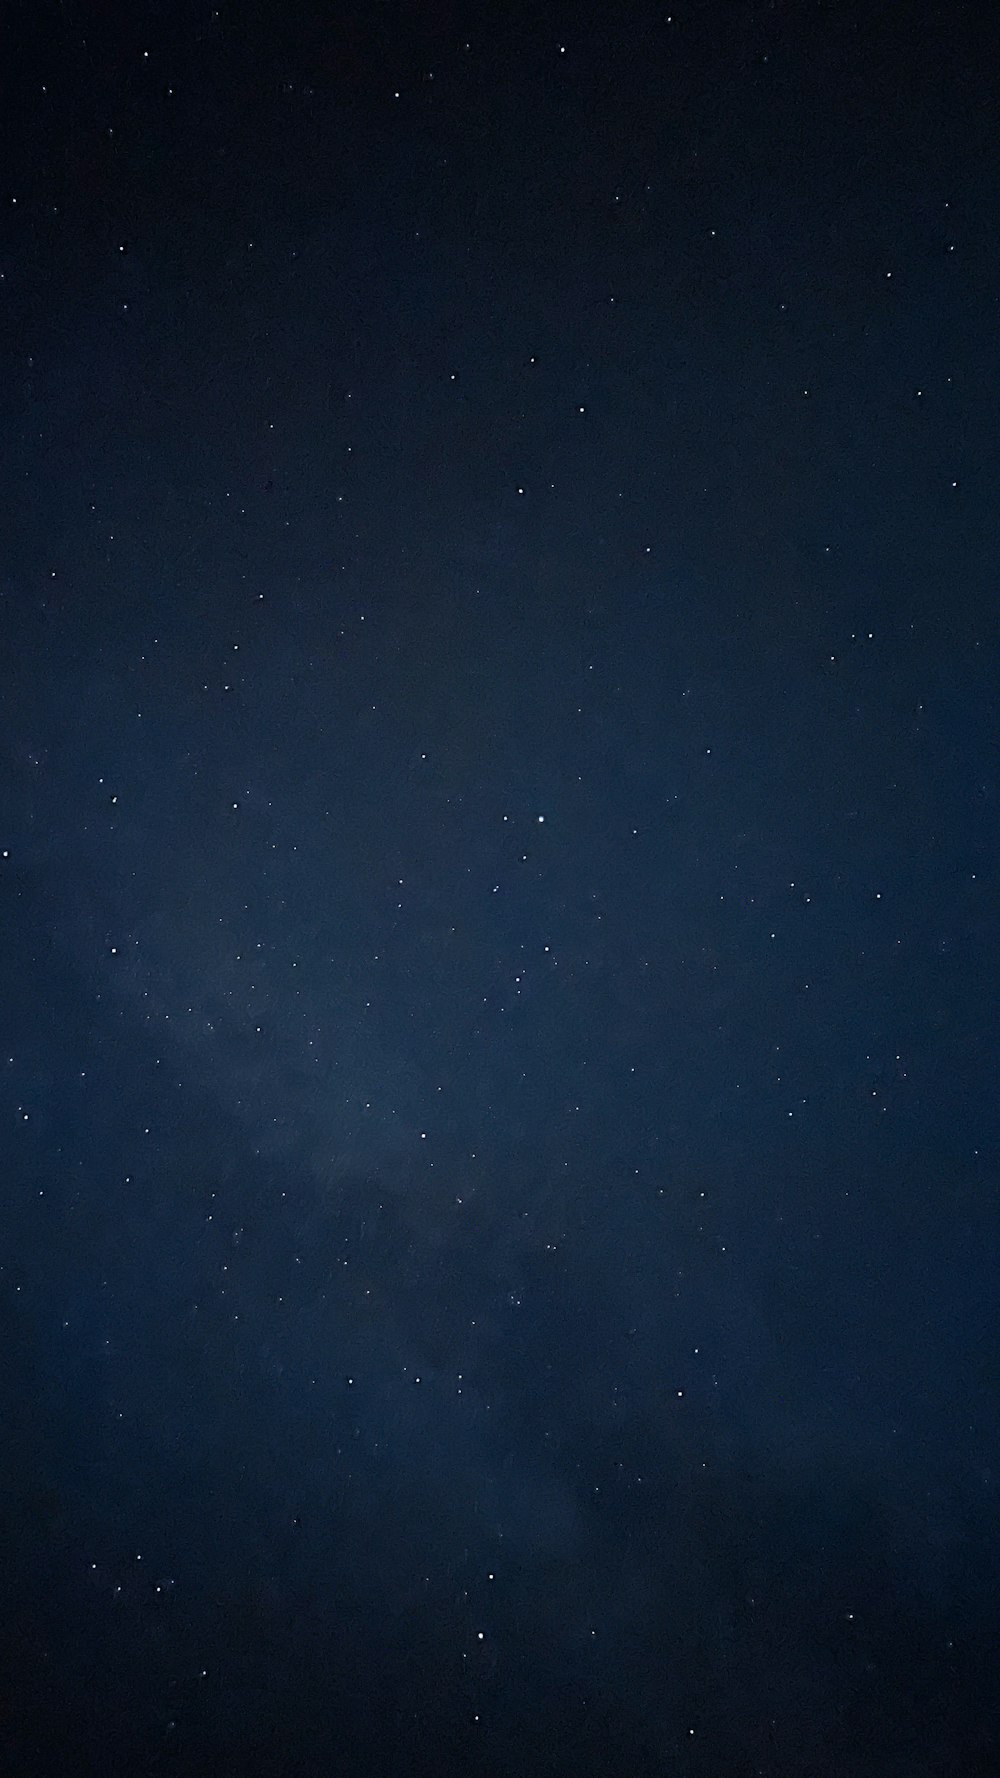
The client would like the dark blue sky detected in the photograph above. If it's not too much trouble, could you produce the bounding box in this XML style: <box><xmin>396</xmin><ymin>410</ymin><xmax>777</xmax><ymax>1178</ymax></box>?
<box><xmin>2</xmin><ymin>3</ymin><xmax>999</xmax><ymax>1773</ymax></box>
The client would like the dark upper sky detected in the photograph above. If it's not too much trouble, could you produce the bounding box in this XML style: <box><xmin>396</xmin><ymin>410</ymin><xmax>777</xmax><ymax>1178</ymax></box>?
<box><xmin>2</xmin><ymin>2</ymin><xmax>999</xmax><ymax>1774</ymax></box>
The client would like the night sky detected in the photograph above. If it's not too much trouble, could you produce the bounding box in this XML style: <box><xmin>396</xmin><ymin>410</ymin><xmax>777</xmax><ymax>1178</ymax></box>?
<box><xmin>3</xmin><ymin>3</ymin><xmax>999</xmax><ymax>1774</ymax></box>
